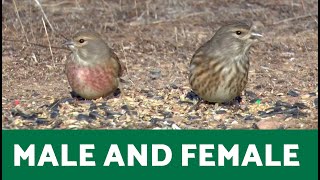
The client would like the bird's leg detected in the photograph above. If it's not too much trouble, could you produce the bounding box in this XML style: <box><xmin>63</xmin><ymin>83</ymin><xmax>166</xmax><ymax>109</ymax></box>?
<box><xmin>69</xmin><ymin>91</ymin><xmax>93</xmax><ymax>105</ymax></box>
<box><xmin>189</xmin><ymin>99</ymin><xmax>203</xmax><ymax>112</ymax></box>
<box><xmin>70</xmin><ymin>91</ymin><xmax>85</xmax><ymax>100</ymax></box>
<box><xmin>214</xmin><ymin>102</ymin><xmax>220</xmax><ymax>110</ymax></box>
<box><xmin>112</xmin><ymin>88</ymin><xmax>121</xmax><ymax>97</ymax></box>
<box><xmin>231</xmin><ymin>96</ymin><xmax>242</xmax><ymax>111</ymax></box>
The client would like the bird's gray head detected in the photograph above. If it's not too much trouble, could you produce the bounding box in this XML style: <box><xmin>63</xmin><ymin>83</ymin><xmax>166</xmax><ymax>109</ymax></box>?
<box><xmin>64</xmin><ymin>31</ymin><xmax>110</xmax><ymax>63</ymax></box>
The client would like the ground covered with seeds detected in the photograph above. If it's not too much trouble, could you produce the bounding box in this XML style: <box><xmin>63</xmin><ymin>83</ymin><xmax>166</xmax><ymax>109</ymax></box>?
<box><xmin>2</xmin><ymin>0</ymin><xmax>318</xmax><ymax>129</ymax></box>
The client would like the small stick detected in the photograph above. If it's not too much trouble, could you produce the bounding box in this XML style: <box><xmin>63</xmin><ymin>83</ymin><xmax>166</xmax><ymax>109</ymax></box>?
<box><xmin>12</xmin><ymin>0</ymin><xmax>29</xmax><ymax>43</ymax></box>
<box><xmin>3</xmin><ymin>38</ymin><xmax>67</xmax><ymax>50</ymax></box>
<box><xmin>273</xmin><ymin>13</ymin><xmax>318</xmax><ymax>25</ymax></box>
<box><xmin>41</xmin><ymin>17</ymin><xmax>55</xmax><ymax>66</ymax></box>
<box><xmin>34</xmin><ymin>0</ymin><xmax>54</xmax><ymax>32</ymax></box>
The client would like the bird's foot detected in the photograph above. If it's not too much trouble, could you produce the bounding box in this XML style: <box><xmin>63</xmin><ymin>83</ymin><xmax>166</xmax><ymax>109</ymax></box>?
<box><xmin>70</xmin><ymin>91</ymin><xmax>85</xmax><ymax>100</ymax></box>
<box><xmin>113</xmin><ymin>88</ymin><xmax>121</xmax><ymax>98</ymax></box>
<box><xmin>189</xmin><ymin>99</ymin><xmax>203</xmax><ymax>112</ymax></box>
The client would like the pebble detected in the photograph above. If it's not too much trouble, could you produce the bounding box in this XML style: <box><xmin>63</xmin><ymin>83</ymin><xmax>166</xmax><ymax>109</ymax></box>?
<box><xmin>231</xmin><ymin>121</ymin><xmax>238</xmax><ymax>125</ymax></box>
<box><xmin>285</xmin><ymin>108</ymin><xmax>307</xmax><ymax>118</ymax></box>
<box><xmin>60</xmin><ymin>98</ymin><xmax>75</xmax><ymax>104</ymax></box>
<box><xmin>287</xmin><ymin>90</ymin><xmax>300</xmax><ymax>97</ymax></box>
<box><xmin>244</xmin><ymin>115</ymin><xmax>255</xmax><ymax>121</ymax></box>
<box><xmin>50</xmin><ymin>110</ymin><xmax>59</xmax><ymax>119</ymax></box>
<box><xmin>106</xmin><ymin>114</ymin><xmax>115</xmax><ymax>119</ymax></box>
<box><xmin>76</xmin><ymin>114</ymin><xmax>93</xmax><ymax>122</ymax></box>
<box><xmin>149</xmin><ymin>69</ymin><xmax>161</xmax><ymax>80</ymax></box>
<box><xmin>97</xmin><ymin>102</ymin><xmax>109</xmax><ymax>109</ymax></box>
<box><xmin>11</xmin><ymin>109</ymin><xmax>37</xmax><ymax>120</ymax></box>
<box><xmin>254</xmin><ymin>85</ymin><xmax>263</xmax><ymax>89</ymax></box>
<box><xmin>170</xmin><ymin>83</ymin><xmax>178</xmax><ymax>89</ymax></box>
<box><xmin>171</xmin><ymin>124</ymin><xmax>181</xmax><ymax>130</ymax></box>
<box><xmin>188</xmin><ymin>116</ymin><xmax>200</xmax><ymax>121</ymax></box>
<box><xmin>22</xmin><ymin>113</ymin><xmax>37</xmax><ymax>120</ymax></box>
<box><xmin>121</xmin><ymin>105</ymin><xmax>130</xmax><ymax>111</ymax></box>
<box><xmin>257</xmin><ymin>110</ymin><xmax>268</xmax><ymax>118</ymax></box>
<box><xmin>89</xmin><ymin>103</ymin><xmax>97</xmax><ymax>111</ymax></box>
<box><xmin>216</xmin><ymin>124</ymin><xmax>227</xmax><ymax>130</ymax></box>
<box><xmin>71</xmin><ymin>112</ymin><xmax>79</xmax><ymax>117</ymax></box>
<box><xmin>31</xmin><ymin>91</ymin><xmax>41</xmax><ymax>97</ymax></box>
<box><xmin>314</xmin><ymin>98</ymin><xmax>318</xmax><ymax>108</ymax></box>
<box><xmin>255</xmin><ymin>119</ymin><xmax>282</xmax><ymax>129</ymax></box>
<box><xmin>275</xmin><ymin>100</ymin><xmax>292</xmax><ymax>108</ymax></box>
<box><xmin>178</xmin><ymin>100</ymin><xmax>194</xmax><ymax>105</ymax></box>
<box><xmin>249</xmin><ymin>98</ymin><xmax>260</xmax><ymax>104</ymax></box>
<box><xmin>215</xmin><ymin>110</ymin><xmax>227</xmax><ymax>114</ymax></box>
<box><xmin>234</xmin><ymin>114</ymin><xmax>244</xmax><ymax>118</ymax></box>
<box><xmin>145</xmin><ymin>92</ymin><xmax>154</xmax><ymax>98</ymax></box>
<box><xmin>89</xmin><ymin>111</ymin><xmax>100</xmax><ymax>119</ymax></box>
<box><xmin>309</xmin><ymin>92</ymin><xmax>317</xmax><ymax>96</ymax></box>
<box><xmin>252</xmin><ymin>123</ymin><xmax>259</xmax><ymax>129</ymax></box>
<box><xmin>64</xmin><ymin>120</ymin><xmax>78</xmax><ymax>125</ymax></box>
<box><xmin>301</xmin><ymin>94</ymin><xmax>311</xmax><ymax>99</ymax></box>
<box><xmin>240</xmin><ymin>104</ymin><xmax>249</xmax><ymax>111</ymax></box>
<box><xmin>213</xmin><ymin>114</ymin><xmax>223</xmax><ymax>121</ymax></box>
<box><xmin>150</xmin><ymin>118</ymin><xmax>163</xmax><ymax>124</ymax></box>
<box><xmin>292</xmin><ymin>102</ymin><xmax>308</xmax><ymax>109</ymax></box>
<box><xmin>35</xmin><ymin>118</ymin><xmax>48</xmax><ymax>125</ymax></box>
<box><xmin>163</xmin><ymin>120</ymin><xmax>173</xmax><ymax>126</ymax></box>
<box><xmin>162</xmin><ymin>111</ymin><xmax>173</xmax><ymax>118</ymax></box>
<box><xmin>245</xmin><ymin>90</ymin><xmax>258</xmax><ymax>100</ymax></box>
<box><xmin>153</xmin><ymin>96</ymin><xmax>164</xmax><ymax>100</ymax></box>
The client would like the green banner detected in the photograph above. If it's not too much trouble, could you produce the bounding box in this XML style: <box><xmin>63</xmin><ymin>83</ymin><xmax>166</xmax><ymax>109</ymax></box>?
<box><xmin>2</xmin><ymin>130</ymin><xmax>318</xmax><ymax>180</ymax></box>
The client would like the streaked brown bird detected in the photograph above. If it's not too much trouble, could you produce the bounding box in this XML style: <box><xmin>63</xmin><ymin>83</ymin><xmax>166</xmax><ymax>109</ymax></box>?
<box><xmin>64</xmin><ymin>31</ymin><xmax>123</xmax><ymax>100</ymax></box>
<box><xmin>189</xmin><ymin>21</ymin><xmax>262</xmax><ymax>103</ymax></box>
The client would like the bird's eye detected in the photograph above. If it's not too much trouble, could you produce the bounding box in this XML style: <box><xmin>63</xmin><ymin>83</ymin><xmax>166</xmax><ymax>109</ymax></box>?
<box><xmin>236</xmin><ymin>31</ymin><xmax>242</xmax><ymax>35</ymax></box>
<box><xmin>79</xmin><ymin>39</ymin><xmax>85</xmax><ymax>43</ymax></box>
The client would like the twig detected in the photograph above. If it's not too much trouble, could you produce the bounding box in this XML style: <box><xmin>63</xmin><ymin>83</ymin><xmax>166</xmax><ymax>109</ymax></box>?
<box><xmin>58</xmin><ymin>33</ymin><xmax>69</xmax><ymax>41</ymax></box>
<box><xmin>273</xmin><ymin>13</ymin><xmax>318</xmax><ymax>25</ymax></box>
<box><xmin>42</xmin><ymin>17</ymin><xmax>54</xmax><ymax>65</ymax></box>
<box><xmin>41</xmin><ymin>1</ymin><xmax>74</xmax><ymax>7</ymax></box>
<box><xmin>3</xmin><ymin>38</ymin><xmax>67</xmax><ymax>50</ymax></box>
<box><xmin>34</xmin><ymin>0</ymin><xmax>54</xmax><ymax>32</ymax></box>
<box><xmin>12</xmin><ymin>0</ymin><xmax>29</xmax><ymax>43</ymax></box>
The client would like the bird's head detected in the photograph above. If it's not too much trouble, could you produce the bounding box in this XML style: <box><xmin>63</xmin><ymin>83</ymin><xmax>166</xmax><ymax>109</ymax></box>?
<box><xmin>213</xmin><ymin>21</ymin><xmax>263</xmax><ymax>56</ymax></box>
<box><xmin>64</xmin><ymin>31</ymin><xmax>110</xmax><ymax>62</ymax></box>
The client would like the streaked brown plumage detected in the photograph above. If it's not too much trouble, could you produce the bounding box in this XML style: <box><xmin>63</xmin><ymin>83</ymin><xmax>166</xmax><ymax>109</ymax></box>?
<box><xmin>64</xmin><ymin>31</ymin><xmax>123</xmax><ymax>100</ymax></box>
<box><xmin>189</xmin><ymin>21</ymin><xmax>262</xmax><ymax>103</ymax></box>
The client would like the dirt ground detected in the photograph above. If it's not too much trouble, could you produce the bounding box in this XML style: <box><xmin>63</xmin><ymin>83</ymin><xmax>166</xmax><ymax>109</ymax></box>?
<box><xmin>2</xmin><ymin>0</ymin><xmax>318</xmax><ymax>129</ymax></box>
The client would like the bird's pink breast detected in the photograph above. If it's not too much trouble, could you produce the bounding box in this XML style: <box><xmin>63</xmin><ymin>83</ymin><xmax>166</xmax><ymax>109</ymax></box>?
<box><xmin>66</xmin><ymin>62</ymin><xmax>118</xmax><ymax>99</ymax></box>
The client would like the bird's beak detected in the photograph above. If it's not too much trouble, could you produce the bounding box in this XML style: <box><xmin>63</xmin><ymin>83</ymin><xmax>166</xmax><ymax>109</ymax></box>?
<box><xmin>63</xmin><ymin>40</ymin><xmax>74</xmax><ymax>46</ymax></box>
<box><xmin>250</xmin><ymin>32</ymin><xmax>263</xmax><ymax>39</ymax></box>
<box><xmin>63</xmin><ymin>40</ymin><xmax>75</xmax><ymax>50</ymax></box>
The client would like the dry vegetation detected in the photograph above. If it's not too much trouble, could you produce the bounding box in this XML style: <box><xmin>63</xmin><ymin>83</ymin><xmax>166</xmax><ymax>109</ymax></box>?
<box><xmin>2</xmin><ymin>0</ymin><xmax>318</xmax><ymax>129</ymax></box>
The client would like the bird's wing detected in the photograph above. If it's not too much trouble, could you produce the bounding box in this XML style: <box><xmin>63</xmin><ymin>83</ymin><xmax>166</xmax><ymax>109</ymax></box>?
<box><xmin>190</xmin><ymin>40</ymin><xmax>212</xmax><ymax>66</ymax></box>
<box><xmin>110</xmin><ymin>51</ymin><xmax>126</xmax><ymax>77</ymax></box>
